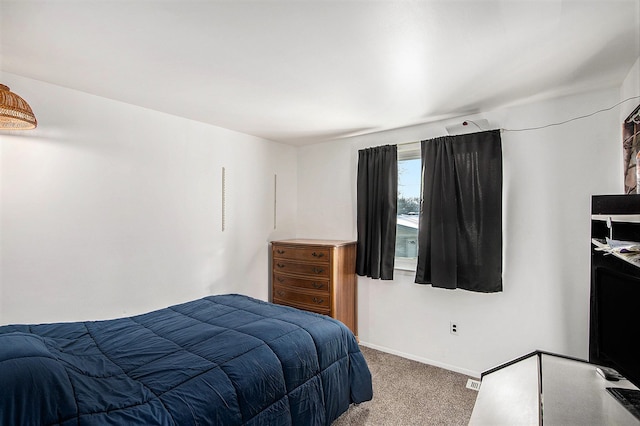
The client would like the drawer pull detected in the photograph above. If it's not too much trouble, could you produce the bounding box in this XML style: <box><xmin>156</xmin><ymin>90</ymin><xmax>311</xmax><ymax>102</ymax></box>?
<box><xmin>277</xmin><ymin>277</ymin><xmax>285</xmax><ymax>283</ymax></box>
<box><xmin>312</xmin><ymin>297</ymin><xmax>324</xmax><ymax>304</ymax></box>
<box><xmin>312</xmin><ymin>252</ymin><xmax>324</xmax><ymax>258</ymax></box>
<box><xmin>276</xmin><ymin>290</ymin><xmax>285</xmax><ymax>297</ymax></box>
<box><xmin>276</xmin><ymin>249</ymin><xmax>286</xmax><ymax>255</ymax></box>
<box><xmin>276</xmin><ymin>263</ymin><xmax>286</xmax><ymax>268</ymax></box>
<box><xmin>312</xmin><ymin>267</ymin><xmax>324</xmax><ymax>274</ymax></box>
<box><xmin>312</xmin><ymin>282</ymin><xmax>323</xmax><ymax>289</ymax></box>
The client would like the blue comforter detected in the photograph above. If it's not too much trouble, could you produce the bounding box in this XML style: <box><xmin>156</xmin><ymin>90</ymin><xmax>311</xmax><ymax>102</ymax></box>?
<box><xmin>0</xmin><ymin>294</ymin><xmax>372</xmax><ymax>425</ymax></box>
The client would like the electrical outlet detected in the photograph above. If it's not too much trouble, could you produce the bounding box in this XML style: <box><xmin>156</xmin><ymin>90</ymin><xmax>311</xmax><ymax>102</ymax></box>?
<box><xmin>450</xmin><ymin>321</ymin><xmax>458</xmax><ymax>335</ymax></box>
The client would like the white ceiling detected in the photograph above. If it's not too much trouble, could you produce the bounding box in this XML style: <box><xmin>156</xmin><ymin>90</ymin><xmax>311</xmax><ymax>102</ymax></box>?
<box><xmin>1</xmin><ymin>0</ymin><xmax>639</xmax><ymax>146</ymax></box>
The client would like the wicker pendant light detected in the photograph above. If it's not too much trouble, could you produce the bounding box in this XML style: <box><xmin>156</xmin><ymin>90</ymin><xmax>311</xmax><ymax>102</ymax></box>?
<box><xmin>0</xmin><ymin>84</ymin><xmax>37</xmax><ymax>130</ymax></box>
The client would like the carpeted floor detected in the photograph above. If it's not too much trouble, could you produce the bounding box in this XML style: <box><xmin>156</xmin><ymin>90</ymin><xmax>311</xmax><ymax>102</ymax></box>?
<box><xmin>333</xmin><ymin>346</ymin><xmax>479</xmax><ymax>425</ymax></box>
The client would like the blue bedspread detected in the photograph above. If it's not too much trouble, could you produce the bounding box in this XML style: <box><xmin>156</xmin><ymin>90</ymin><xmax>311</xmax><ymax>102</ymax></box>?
<box><xmin>0</xmin><ymin>294</ymin><xmax>372</xmax><ymax>425</ymax></box>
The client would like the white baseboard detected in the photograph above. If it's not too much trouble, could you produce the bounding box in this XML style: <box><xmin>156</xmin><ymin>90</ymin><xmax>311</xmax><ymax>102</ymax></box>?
<box><xmin>358</xmin><ymin>341</ymin><xmax>481</xmax><ymax>379</ymax></box>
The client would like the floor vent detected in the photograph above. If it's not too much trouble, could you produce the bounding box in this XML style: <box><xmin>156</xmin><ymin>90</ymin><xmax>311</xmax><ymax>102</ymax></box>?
<box><xmin>466</xmin><ymin>378</ymin><xmax>481</xmax><ymax>391</ymax></box>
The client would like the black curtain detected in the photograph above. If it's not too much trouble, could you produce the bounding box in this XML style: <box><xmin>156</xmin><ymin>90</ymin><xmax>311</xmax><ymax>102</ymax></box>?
<box><xmin>356</xmin><ymin>145</ymin><xmax>398</xmax><ymax>280</ymax></box>
<box><xmin>415</xmin><ymin>130</ymin><xmax>502</xmax><ymax>292</ymax></box>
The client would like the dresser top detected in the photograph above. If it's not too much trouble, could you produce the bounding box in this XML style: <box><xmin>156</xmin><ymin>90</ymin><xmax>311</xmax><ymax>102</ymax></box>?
<box><xmin>272</xmin><ymin>239</ymin><xmax>356</xmax><ymax>247</ymax></box>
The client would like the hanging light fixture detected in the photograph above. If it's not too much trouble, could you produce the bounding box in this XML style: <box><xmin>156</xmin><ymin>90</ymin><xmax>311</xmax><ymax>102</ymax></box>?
<box><xmin>0</xmin><ymin>84</ymin><xmax>37</xmax><ymax>130</ymax></box>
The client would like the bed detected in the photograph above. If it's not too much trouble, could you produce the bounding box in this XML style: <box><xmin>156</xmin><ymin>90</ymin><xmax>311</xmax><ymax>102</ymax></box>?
<box><xmin>0</xmin><ymin>294</ymin><xmax>373</xmax><ymax>425</ymax></box>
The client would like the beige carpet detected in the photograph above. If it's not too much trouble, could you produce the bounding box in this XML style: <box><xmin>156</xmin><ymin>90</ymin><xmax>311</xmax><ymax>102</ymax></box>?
<box><xmin>333</xmin><ymin>346</ymin><xmax>479</xmax><ymax>425</ymax></box>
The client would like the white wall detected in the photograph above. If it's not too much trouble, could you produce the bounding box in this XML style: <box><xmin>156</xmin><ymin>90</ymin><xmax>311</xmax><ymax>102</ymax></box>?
<box><xmin>297</xmin><ymin>83</ymin><xmax>632</xmax><ymax>376</ymax></box>
<box><xmin>621</xmin><ymin>57</ymin><xmax>640</xmax><ymax>122</ymax></box>
<box><xmin>0</xmin><ymin>73</ymin><xmax>298</xmax><ymax>325</ymax></box>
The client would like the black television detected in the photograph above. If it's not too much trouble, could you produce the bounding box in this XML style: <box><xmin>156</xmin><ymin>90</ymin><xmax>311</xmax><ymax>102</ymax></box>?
<box><xmin>590</xmin><ymin>194</ymin><xmax>640</xmax><ymax>389</ymax></box>
<box><xmin>591</xmin><ymin>266</ymin><xmax>640</xmax><ymax>388</ymax></box>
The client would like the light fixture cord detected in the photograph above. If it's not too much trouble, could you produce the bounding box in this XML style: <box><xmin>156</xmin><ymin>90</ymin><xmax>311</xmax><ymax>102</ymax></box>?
<box><xmin>501</xmin><ymin>95</ymin><xmax>640</xmax><ymax>133</ymax></box>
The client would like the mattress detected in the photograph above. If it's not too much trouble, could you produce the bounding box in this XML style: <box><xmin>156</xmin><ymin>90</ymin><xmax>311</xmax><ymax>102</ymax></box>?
<box><xmin>0</xmin><ymin>294</ymin><xmax>372</xmax><ymax>425</ymax></box>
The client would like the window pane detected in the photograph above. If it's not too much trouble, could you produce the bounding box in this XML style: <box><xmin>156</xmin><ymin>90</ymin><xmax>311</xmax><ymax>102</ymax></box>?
<box><xmin>396</xmin><ymin>157</ymin><xmax>420</xmax><ymax>260</ymax></box>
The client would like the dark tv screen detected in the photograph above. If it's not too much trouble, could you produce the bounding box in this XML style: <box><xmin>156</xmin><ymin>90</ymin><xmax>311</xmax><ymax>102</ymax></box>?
<box><xmin>594</xmin><ymin>267</ymin><xmax>640</xmax><ymax>388</ymax></box>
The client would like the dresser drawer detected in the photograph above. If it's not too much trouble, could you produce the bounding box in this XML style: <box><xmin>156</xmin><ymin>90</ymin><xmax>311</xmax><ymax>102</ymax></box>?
<box><xmin>274</xmin><ymin>299</ymin><xmax>330</xmax><ymax>315</ymax></box>
<box><xmin>273</xmin><ymin>285</ymin><xmax>331</xmax><ymax>312</ymax></box>
<box><xmin>273</xmin><ymin>273</ymin><xmax>330</xmax><ymax>292</ymax></box>
<box><xmin>273</xmin><ymin>259</ymin><xmax>330</xmax><ymax>278</ymax></box>
<box><xmin>273</xmin><ymin>245</ymin><xmax>331</xmax><ymax>263</ymax></box>
<box><xmin>271</xmin><ymin>239</ymin><xmax>357</xmax><ymax>337</ymax></box>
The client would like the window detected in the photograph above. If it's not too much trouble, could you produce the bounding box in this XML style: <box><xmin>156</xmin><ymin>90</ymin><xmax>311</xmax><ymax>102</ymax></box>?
<box><xmin>396</xmin><ymin>143</ymin><xmax>421</xmax><ymax>271</ymax></box>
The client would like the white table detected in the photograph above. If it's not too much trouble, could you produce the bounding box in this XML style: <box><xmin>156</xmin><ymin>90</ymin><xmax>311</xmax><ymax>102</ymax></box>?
<box><xmin>469</xmin><ymin>351</ymin><xmax>640</xmax><ymax>425</ymax></box>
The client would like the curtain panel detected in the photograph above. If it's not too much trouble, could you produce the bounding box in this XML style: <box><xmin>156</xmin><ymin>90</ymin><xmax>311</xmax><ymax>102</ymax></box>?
<box><xmin>356</xmin><ymin>145</ymin><xmax>398</xmax><ymax>280</ymax></box>
<box><xmin>415</xmin><ymin>130</ymin><xmax>503</xmax><ymax>292</ymax></box>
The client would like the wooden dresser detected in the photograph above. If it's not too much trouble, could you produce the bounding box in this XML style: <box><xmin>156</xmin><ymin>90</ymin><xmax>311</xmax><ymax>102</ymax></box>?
<box><xmin>271</xmin><ymin>239</ymin><xmax>358</xmax><ymax>337</ymax></box>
